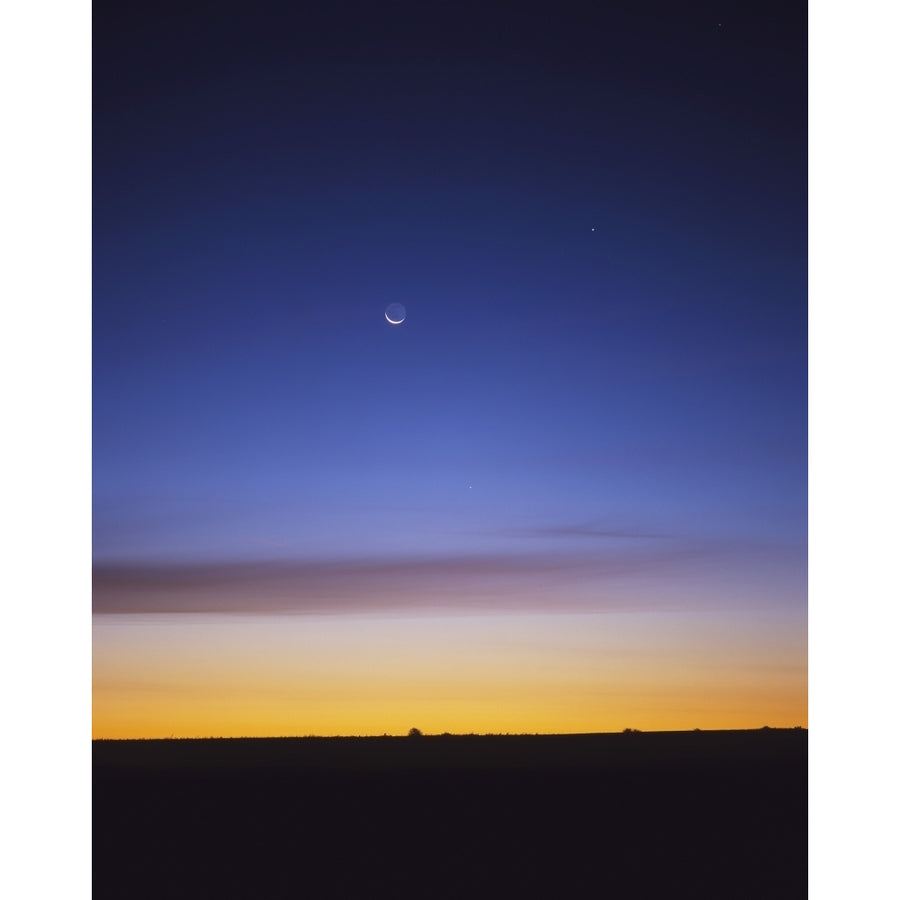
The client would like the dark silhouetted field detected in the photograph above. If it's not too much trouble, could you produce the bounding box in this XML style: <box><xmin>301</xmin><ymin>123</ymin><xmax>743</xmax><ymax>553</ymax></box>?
<box><xmin>94</xmin><ymin>729</ymin><xmax>806</xmax><ymax>898</ymax></box>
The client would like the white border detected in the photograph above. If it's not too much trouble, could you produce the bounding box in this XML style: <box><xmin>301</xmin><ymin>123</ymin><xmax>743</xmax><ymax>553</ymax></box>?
<box><xmin>1</xmin><ymin>2</ymin><xmax>91</xmax><ymax>896</ymax></box>
<box><xmin>809</xmin><ymin>0</ymin><xmax>899</xmax><ymax>894</ymax></box>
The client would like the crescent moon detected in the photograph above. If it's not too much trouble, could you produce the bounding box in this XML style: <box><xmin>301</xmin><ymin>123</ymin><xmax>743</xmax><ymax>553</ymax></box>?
<box><xmin>385</xmin><ymin>303</ymin><xmax>406</xmax><ymax>325</ymax></box>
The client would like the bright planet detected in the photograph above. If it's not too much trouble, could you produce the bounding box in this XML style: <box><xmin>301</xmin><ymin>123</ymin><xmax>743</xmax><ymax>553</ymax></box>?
<box><xmin>385</xmin><ymin>303</ymin><xmax>406</xmax><ymax>325</ymax></box>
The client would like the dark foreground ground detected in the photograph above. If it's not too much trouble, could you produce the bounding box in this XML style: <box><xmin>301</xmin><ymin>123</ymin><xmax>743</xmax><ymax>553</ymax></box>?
<box><xmin>94</xmin><ymin>729</ymin><xmax>806</xmax><ymax>899</ymax></box>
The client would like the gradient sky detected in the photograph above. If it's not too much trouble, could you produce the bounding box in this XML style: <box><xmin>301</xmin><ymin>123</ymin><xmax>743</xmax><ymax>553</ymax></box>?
<box><xmin>92</xmin><ymin>0</ymin><xmax>807</xmax><ymax>738</ymax></box>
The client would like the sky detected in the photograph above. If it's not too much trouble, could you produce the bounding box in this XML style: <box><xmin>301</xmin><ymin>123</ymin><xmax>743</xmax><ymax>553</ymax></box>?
<box><xmin>92</xmin><ymin>0</ymin><xmax>807</xmax><ymax>738</ymax></box>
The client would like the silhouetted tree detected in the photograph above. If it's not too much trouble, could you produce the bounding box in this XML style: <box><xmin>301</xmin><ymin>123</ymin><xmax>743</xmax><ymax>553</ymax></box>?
<box><xmin>408</xmin><ymin>727</ymin><xmax>422</xmax><ymax>738</ymax></box>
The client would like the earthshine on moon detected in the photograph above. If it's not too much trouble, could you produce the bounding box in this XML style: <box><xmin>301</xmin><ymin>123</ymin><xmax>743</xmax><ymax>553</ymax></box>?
<box><xmin>385</xmin><ymin>303</ymin><xmax>406</xmax><ymax>325</ymax></box>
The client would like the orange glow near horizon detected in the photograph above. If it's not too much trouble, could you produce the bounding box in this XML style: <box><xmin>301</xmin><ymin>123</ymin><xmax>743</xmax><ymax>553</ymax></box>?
<box><xmin>92</xmin><ymin>609</ymin><xmax>807</xmax><ymax>739</ymax></box>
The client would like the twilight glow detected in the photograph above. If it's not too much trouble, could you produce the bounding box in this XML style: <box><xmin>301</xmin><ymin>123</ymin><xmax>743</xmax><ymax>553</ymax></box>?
<box><xmin>93</xmin><ymin>1</ymin><xmax>807</xmax><ymax>739</ymax></box>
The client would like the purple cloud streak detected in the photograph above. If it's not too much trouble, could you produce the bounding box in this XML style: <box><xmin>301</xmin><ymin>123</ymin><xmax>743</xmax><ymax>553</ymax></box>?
<box><xmin>93</xmin><ymin>539</ymin><xmax>804</xmax><ymax>616</ymax></box>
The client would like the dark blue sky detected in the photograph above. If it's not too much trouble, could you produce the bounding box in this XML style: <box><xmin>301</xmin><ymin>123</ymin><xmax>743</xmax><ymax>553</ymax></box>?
<box><xmin>93</xmin><ymin>0</ymin><xmax>806</xmax><ymax>577</ymax></box>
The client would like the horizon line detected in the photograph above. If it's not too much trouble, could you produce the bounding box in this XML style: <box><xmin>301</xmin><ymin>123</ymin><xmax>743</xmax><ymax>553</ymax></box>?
<box><xmin>93</xmin><ymin>725</ymin><xmax>808</xmax><ymax>742</ymax></box>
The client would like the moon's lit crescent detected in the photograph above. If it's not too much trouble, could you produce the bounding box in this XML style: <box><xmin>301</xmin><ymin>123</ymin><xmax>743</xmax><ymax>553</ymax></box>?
<box><xmin>385</xmin><ymin>303</ymin><xmax>406</xmax><ymax>325</ymax></box>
